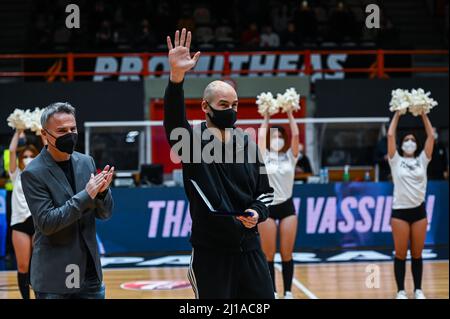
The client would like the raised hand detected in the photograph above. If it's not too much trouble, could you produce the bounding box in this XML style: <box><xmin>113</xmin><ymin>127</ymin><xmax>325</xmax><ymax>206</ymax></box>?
<box><xmin>167</xmin><ymin>28</ymin><xmax>201</xmax><ymax>82</ymax></box>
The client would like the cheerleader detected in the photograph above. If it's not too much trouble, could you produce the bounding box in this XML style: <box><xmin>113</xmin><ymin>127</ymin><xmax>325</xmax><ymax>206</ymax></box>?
<box><xmin>8</xmin><ymin>130</ymin><xmax>40</xmax><ymax>299</ymax></box>
<box><xmin>258</xmin><ymin>110</ymin><xmax>299</xmax><ymax>299</ymax></box>
<box><xmin>387</xmin><ymin>111</ymin><xmax>434</xmax><ymax>299</ymax></box>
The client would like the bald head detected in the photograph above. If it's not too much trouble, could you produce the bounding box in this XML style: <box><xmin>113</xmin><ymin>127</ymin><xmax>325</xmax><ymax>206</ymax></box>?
<box><xmin>203</xmin><ymin>80</ymin><xmax>238</xmax><ymax>106</ymax></box>
<box><xmin>201</xmin><ymin>80</ymin><xmax>239</xmax><ymax>129</ymax></box>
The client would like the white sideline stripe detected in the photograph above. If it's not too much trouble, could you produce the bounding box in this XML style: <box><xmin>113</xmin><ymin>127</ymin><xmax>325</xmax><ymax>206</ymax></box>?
<box><xmin>96</xmin><ymin>259</ymin><xmax>449</xmax><ymax>272</ymax></box>
<box><xmin>274</xmin><ymin>263</ymin><xmax>319</xmax><ymax>300</ymax></box>
<box><xmin>1</xmin><ymin>260</ymin><xmax>447</xmax><ymax>275</ymax></box>
<box><xmin>85</xmin><ymin>117</ymin><xmax>390</xmax><ymax>128</ymax></box>
<box><xmin>296</xmin><ymin>259</ymin><xmax>450</xmax><ymax>267</ymax></box>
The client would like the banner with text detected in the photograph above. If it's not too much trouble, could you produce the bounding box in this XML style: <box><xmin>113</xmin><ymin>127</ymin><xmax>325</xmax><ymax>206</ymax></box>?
<box><xmin>24</xmin><ymin>52</ymin><xmax>411</xmax><ymax>82</ymax></box>
<box><xmin>96</xmin><ymin>182</ymin><xmax>448</xmax><ymax>254</ymax></box>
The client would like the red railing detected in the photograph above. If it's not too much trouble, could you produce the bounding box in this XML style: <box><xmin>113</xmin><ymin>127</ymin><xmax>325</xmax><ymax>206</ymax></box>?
<box><xmin>0</xmin><ymin>49</ymin><xmax>447</xmax><ymax>81</ymax></box>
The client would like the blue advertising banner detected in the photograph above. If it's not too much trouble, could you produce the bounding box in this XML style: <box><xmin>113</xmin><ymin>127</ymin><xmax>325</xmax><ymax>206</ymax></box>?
<box><xmin>96</xmin><ymin>181</ymin><xmax>449</xmax><ymax>254</ymax></box>
<box><xmin>0</xmin><ymin>189</ymin><xmax>7</xmax><ymax>257</ymax></box>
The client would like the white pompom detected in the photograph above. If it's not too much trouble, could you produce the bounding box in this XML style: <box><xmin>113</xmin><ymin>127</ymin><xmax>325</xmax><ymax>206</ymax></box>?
<box><xmin>30</xmin><ymin>107</ymin><xmax>44</xmax><ymax>135</ymax></box>
<box><xmin>6</xmin><ymin>107</ymin><xmax>44</xmax><ymax>135</ymax></box>
<box><xmin>257</xmin><ymin>88</ymin><xmax>301</xmax><ymax>117</ymax></box>
<box><xmin>389</xmin><ymin>89</ymin><xmax>410</xmax><ymax>114</ymax></box>
<box><xmin>256</xmin><ymin>92</ymin><xmax>278</xmax><ymax>116</ymax></box>
<box><xmin>407</xmin><ymin>88</ymin><xmax>438</xmax><ymax>117</ymax></box>
<box><xmin>278</xmin><ymin>88</ymin><xmax>301</xmax><ymax>113</ymax></box>
<box><xmin>22</xmin><ymin>109</ymin><xmax>33</xmax><ymax>129</ymax></box>
<box><xmin>7</xmin><ymin>109</ymin><xmax>27</xmax><ymax>130</ymax></box>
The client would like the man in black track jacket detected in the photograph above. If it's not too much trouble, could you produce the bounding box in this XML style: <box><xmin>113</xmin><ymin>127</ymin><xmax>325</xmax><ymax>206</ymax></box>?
<box><xmin>163</xmin><ymin>28</ymin><xmax>275</xmax><ymax>299</ymax></box>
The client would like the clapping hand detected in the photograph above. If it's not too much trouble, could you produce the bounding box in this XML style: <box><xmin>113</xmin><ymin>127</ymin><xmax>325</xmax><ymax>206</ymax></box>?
<box><xmin>85</xmin><ymin>165</ymin><xmax>114</xmax><ymax>199</ymax></box>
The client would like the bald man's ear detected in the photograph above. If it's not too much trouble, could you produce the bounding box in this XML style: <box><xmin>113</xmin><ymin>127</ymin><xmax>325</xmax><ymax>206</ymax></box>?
<box><xmin>201</xmin><ymin>100</ymin><xmax>209</xmax><ymax>114</ymax></box>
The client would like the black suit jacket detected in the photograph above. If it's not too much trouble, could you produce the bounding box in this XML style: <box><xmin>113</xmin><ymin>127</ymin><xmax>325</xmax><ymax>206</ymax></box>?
<box><xmin>21</xmin><ymin>147</ymin><xmax>113</xmax><ymax>293</ymax></box>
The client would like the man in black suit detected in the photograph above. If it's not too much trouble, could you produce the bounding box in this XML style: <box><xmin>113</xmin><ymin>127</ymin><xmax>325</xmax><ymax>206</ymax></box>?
<box><xmin>21</xmin><ymin>102</ymin><xmax>114</xmax><ymax>299</ymax></box>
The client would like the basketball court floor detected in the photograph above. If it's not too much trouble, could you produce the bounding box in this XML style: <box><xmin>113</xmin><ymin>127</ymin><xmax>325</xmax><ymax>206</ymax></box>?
<box><xmin>0</xmin><ymin>248</ymin><xmax>448</xmax><ymax>299</ymax></box>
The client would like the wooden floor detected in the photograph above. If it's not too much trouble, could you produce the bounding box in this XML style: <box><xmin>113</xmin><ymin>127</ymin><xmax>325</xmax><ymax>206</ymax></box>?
<box><xmin>1</xmin><ymin>260</ymin><xmax>448</xmax><ymax>299</ymax></box>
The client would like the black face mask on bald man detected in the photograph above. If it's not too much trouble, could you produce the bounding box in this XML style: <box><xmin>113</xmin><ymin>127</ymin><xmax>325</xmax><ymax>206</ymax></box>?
<box><xmin>206</xmin><ymin>101</ymin><xmax>237</xmax><ymax>130</ymax></box>
<box><xmin>45</xmin><ymin>129</ymin><xmax>78</xmax><ymax>154</ymax></box>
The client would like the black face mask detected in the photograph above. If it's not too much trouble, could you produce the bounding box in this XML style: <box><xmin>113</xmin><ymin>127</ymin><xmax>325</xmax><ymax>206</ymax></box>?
<box><xmin>206</xmin><ymin>102</ymin><xmax>237</xmax><ymax>130</ymax></box>
<box><xmin>45</xmin><ymin>129</ymin><xmax>78</xmax><ymax>154</ymax></box>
